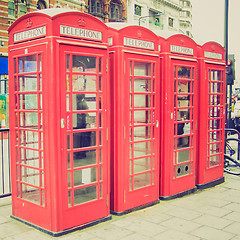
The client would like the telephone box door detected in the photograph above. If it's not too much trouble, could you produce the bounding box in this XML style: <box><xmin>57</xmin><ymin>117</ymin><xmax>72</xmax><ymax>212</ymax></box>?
<box><xmin>163</xmin><ymin>59</ymin><xmax>197</xmax><ymax>196</ymax></box>
<box><xmin>200</xmin><ymin>63</ymin><xmax>225</xmax><ymax>184</ymax></box>
<box><xmin>60</xmin><ymin>45</ymin><xmax>109</xmax><ymax>229</ymax></box>
<box><xmin>124</xmin><ymin>53</ymin><xmax>159</xmax><ymax>211</ymax></box>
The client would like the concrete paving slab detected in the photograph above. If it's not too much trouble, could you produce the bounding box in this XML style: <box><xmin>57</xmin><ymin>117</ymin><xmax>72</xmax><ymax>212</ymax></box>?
<box><xmin>152</xmin><ymin>229</ymin><xmax>201</xmax><ymax>240</ymax></box>
<box><xmin>190</xmin><ymin>225</ymin><xmax>235</xmax><ymax>240</ymax></box>
<box><xmin>193</xmin><ymin>214</ymin><xmax>233</xmax><ymax>230</ymax></box>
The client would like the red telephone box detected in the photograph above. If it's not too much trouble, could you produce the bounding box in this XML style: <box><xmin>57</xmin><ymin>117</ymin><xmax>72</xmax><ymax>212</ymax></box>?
<box><xmin>108</xmin><ymin>25</ymin><xmax>161</xmax><ymax>214</ymax></box>
<box><xmin>196</xmin><ymin>42</ymin><xmax>225</xmax><ymax>189</ymax></box>
<box><xmin>160</xmin><ymin>35</ymin><xmax>198</xmax><ymax>200</ymax></box>
<box><xmin>8</xmin><ymin>9</ymin><xmax>111</xmax><ymax>235</ymax></box>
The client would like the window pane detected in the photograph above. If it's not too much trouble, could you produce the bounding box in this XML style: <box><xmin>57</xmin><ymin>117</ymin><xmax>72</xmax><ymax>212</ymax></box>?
<box><xmin>72</xmin><ymin>55</ymin><xmax>96</xmax><ymax>73</ymax></box>
<box><xmin>73</xmin><ymin>167</ymin><xmax>96</xmax><ymax>187</ymax></box>
<box><xmin>73</xmin><ymin>131</ymin><xmax>96</xmax><ymax>149</ymax></box>
<box><xmin>134</xmin><ymin>172</ymin><xmax>151</xmax><ymax>189</ymax></box>
<box><xmin>134</xmin><ymin>95</ymin><xmax>151</xmax><ymax>108</ymax></box>
<box><xmin>134</xmin><ymin>141</ymin><xmax>151</xmax><ymax>158</ymax></box>
<box><xmin>72</xmin><ymin>75</ymin><xmax>96</xmax><ymax>92</ymax></box>
<box><xmin>134</xmin><ymin>79</ymin><xmax>151</xmax><ymax>92</ymax></box>
<box><xmin>178</xmin><ymin>66</ymin><xmax>191</xmax><ymax>79</ymax></box>
<box><xmin>133</xmin><ymin>126</ymin><xmax>151</xmax><ymax>141</ymax></box>
<box><xmin>73</xmin><ymin>94</ymin><xmax>96</xmax><ymax>111</ymax></box>
<box><xmin>74</xmin><ymin>185</ymin><xmax>97</xmax><ymax>205</ymax></box>
<box><xmin>19</xmin><ymin>75</ymin><xmax>38</xmax><ymax>91</ymax></box>
<box><xmin>73</xmin><ymin>149</ymin><xmax>96</xmax><ymax>167</ymax></box>
<box><xmin>134</xmin><ymin>110</ymin><xmax>151</xmax><ymax>125</ymax></box>
<box><xmin>19</xmin><ymin>55</ymin><xmax>37</xmax><ymax>73</ymax></box>
<box><xmin>134</xmin><ymin>157</ymin><xmax>151</xmax><ymax>173</ymax></box>
<box><xmin>134</xmin><ymin>62</ymin><xmax>151</xmax><ymax>76</ymax></box>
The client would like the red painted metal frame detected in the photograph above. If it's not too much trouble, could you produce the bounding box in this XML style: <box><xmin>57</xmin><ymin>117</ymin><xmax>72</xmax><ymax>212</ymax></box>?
<box><xmin>160</xmin><ymin>35</ymin><xmax>198</xmax><ymax>199</ymax></box>
<box><xmin>108</xmin><ymin>26</ymin><xmax>161</xmax><ymax>214</ymax></box>
<box><xmin>197</xmin><ymin>42</ymin><xmax>225</xmax><ymax>188</ymax></box>
<box><xmin>8</xmin><ymin>9</ymin><xmax>110</xmax><ymax>233</ymax></box>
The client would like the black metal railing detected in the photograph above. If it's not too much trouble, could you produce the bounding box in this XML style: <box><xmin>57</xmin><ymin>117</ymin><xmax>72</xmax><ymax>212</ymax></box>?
<box><xmin>0</xmin><ymin>128</ymin><xmax>11</xmax><ymax>198</ymax></box>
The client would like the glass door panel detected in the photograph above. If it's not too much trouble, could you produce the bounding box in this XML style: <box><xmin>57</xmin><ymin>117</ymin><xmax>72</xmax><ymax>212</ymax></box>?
<box><xmin>129</xmin><ymin>60</ymin><xmax>156</xmax><ymax>191</ymax></box>
<box><xmin>63</xmin><ymin>51</ymin><xmax>105</xmax><ymax>208</ymax></box>
<box><xmin>173</xmin><ymin>64</ymin><xmax>195</xmax><ymax>179</ymax></box>
<box><xmin>207</xmin><ymin>68</ymin><xmax>224</xmax><ymax>167</ymax></box>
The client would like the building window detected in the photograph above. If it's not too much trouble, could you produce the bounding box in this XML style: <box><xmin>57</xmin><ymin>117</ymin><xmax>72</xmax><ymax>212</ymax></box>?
<box><xmin>110</xmin><ymin>0</ymin><xmax>122</xmax><ymax>22</ymax></box>
<box><xmin>169</xmin><ymin>17</ymin><xmax>174</xmax><ymax>27</ymax></box>
<box><xmin>134</xmin><ymin>4</ymin><xmax>141</xmax><ymax>16</ymax></box>
<box><xmin>91</xmin><ymin>0</ymin><xmax>103</xmax><ymax>15</ymax></box>
<box><xmin>8</xmin><ymin>1</ymin><xmax>15</xmax><ymax>17</ymax></box>
<box><xmin>19</xmin><ymin>0</ymin><xmax>27</xmax><ymax>17</ymax></box>
<box><xmin>37</xmin><ymin>0</ymin><xmax>47</xmax><ymax>10</ymax></box>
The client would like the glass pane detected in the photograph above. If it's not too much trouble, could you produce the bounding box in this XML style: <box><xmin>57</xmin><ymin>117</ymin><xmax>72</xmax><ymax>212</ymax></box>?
<box><xmin>72</xmin><ymin>55</ymin><xmax>96</xmax><ymax>73</ymax></box>
<box><xmin>99</xmin><ymin>58</ymin><xmax>102</xmax><ymax>73</ymax></box>
<box><xmin>73</xmin><ymin>167</ymin><xmax>96</xmax><ymax>186</ymax></box>
<box><xmin>73</xmin><ymin>94</ymin><xmax>96</xmax><ymax>111</ymax></box>
<box><xmin>66</xmin><ymin>54</ymin><xmax>70</xmax><ymax>72</ymax></box>
<box><xmin>21</xmin><ymin>166</ymin><xmax>39</xmax><ymax>186</ymax></box>
<box><xmin>73</xmin><ymin>131</ymin><xmax>96</xmax><ymax>149</ymax></box>
<box><xmin>20</xmin><ymin>130</ymin><xmax>39</xmax><ymax>149</ymax></box>
<box><xmin>209</xmin><ymin>155</ymin><xmax>220</xmax><ymax>167</ymax></box>
<box><xmin>38</xmin><ymin>54</ymin><xmax>42</xmax><ymax>72</ymax></box>
<box><xmin>177</xmin><ymin>66</ymin><xmax>191</xmax><ymax>79</ymax></box>
<box><xmin>72</xmin><ymin>75</ymin><xmax>96</xmax><ymax>92</ymax></box>
<box><xmin>177</xmin><ymin>95</ymin><xmax>190</xmax><ymax>107</ymax></box>
<box><xmin>209</xmin><ymin>107</ymin><xmax>221</xmax><ymax>118</ymax></box>
<box><xmin>177</xmin><ymin>150</ymin><xmax>190</xmax><ymax>163</ymax></box>
<box><xmin>134</xmin><ymin>141</ymin><xmax>151</xmax><ymax>158</ymax></box>
<box><xmin>99</xmin><ymin>76</ymin><xmax>102</xmax><ymax>91</ymax></box>
<box><xmin>133</xmin><ymin>126</ymin><xmax>151</xmax><ymax>141</ymax></box>
<box><xmin>178</xmin><ymin>109</ymin><xmax>190</xmax><ymax>121</ymax></box>
<box><xmin>134</xmin><ymin>157</ymin><xmax>151</xmax><ymax>173</ymax></box>
<box><xmin>178</xmin><ymin>81</ymin><xmax>191</xmax><ymax>93</ymax></box>
<box><xmin>74</xmin><ymin>185</ymin><xmax>97</xmax><ymax>205</ymax></box>
<box><xmin>19</xmin><ymin>75</ymin><xmax>37</xmax><ymax>91</ymax></box>
<box><xmin>21</xmin><ymin>184</ymin><xmax>40</xmax><ymax>204</ymax></box>
<box><xmin>209</xmin><ymin>131</ymin><xmax>221</xmax><ymax>143</ymax></box>
<box><xmin>73</xmin><ymin>112</ymin><xmax>96</xmax><ymax>129</ymax></box>
<box><xmin>134</xmin><ymin>79</ymin><xmax>151</xmax><ymax>92</ymax></box>
<box><xmin>209</xmin><ymin>82</ymin><xmax>221</xmax><ymax>93</ymax></box>
<box><xmin>66</xmin><ymin>74</ymin><xmax>70</xmax><ymax>91</ymax></box>
<box><xmin>73</xmin><ymin>149</ymin><xmax>96</xmax><ymax>167</ymax></box>
<box><xmin>20</xmin><ymin>148</ymin><xmax>39</xmax><ymax>167</ymax></box>
<box><xmin>134</xmin><ymin>110</ymin><xmax>151</xmax><ymax>125</ymax></box>
<box><xmin>19</xmin><ymin>112</ymin><xmax>38</xmax><ymax>129</ymax></box>
<box><xmin>177</xmin><ymin>136</ymin><xmax>189</xmax><ymax>149</ymax></box>
<box><xmin>19</xmin><ymin>55</ymin><xmax>37</xmax><ymax>73</ymax></box>
<box><xmin>134</xmin><ymin>172</ymin><xmax>151</xmax><ymax>189</ymax></box>
<box><xmin>134</xmin><ymin>95</ymin><xmax>151</xmax><ymax>108</ymax></box>
<box><xmin>19</xmin><ymin>94</ymin><xmax>38</xmax><ymax>110</ymax></box>
<box><xmin>134</xmin><ymin>62</ymin><xmax>151</xmax><ymax>76</ymax></box>
<box><xmin>211</xmin><ymin>70</ymin><xmax>222</xmax><ymax>81</ymax></box>
<box><xmin>210</xmin><ymin>95</ymin><xmax>221</xmax><ymax>106</ymax></box>
<box><xmin>209</xmin><ymin>143</ymin><xmax>220</xmax><ymax>155</ymax></box>
<box><xmin>39</xmin><ymin>74</ymin><xmax>42</xmax><ymax>91</ymax></box>
<box><xmin>209</xmin><ymin>119</ymin><xmax>221</xmax><ymax>130</ymax></box>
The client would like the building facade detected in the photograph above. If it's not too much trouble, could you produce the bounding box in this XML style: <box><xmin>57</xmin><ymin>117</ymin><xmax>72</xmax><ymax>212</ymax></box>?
<box><xmin>127</xmin><ymin>0</ymin><xmax>192</xmax><ymax>38</ymax></box>
<box><xmin>0</xmin><ymin>0</ymin><xmax>127</xmax><ymax>76</ymax></box>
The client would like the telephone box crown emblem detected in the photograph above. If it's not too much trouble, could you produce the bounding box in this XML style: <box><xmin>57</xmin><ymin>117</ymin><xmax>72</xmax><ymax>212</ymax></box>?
<box><xmin>78</xmin><ymin>17</ymin><xmax>86</xmax><ymax>27</ymax></box>
<box><xmin>137</xmin><ymin>31</ymin><xmax>142</xmax><ymax>38</ymax></box>
<box><xmin>26</xmin><ymin>18</ymin><xmax>33</xmax><ymax>28</ymax></box>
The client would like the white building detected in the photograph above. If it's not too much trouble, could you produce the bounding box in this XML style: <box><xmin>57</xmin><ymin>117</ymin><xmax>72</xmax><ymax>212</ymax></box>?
<box><xmin>127</xmin><ymin>0</ymin><xmax>192</xmax><ymax>38</ymax></box>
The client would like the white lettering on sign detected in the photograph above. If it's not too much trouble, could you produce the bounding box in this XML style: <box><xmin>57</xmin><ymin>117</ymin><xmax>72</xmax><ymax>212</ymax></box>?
<box><xmin>13</xmin><ymin>26</ymin><xmax>46</xmax><ymax>42</ymax></box>
<box><xmin>60</xmin><ymin>25</ymin><xmax>102</xmax><ymax>41</ymax></box>
<box><xmin>123</xmin><ymin>37</ymin><xmax>154</xmax><ymax>50</ymax></box>
<box><xmin>204</xmin><ymin>51</ymin><xmax>222</xmax><ymax>60</ymax></box>
<box><xmin>170</xmin><ymin>45</ymin><xmax>193</xmax><ymax>55</ymax></box>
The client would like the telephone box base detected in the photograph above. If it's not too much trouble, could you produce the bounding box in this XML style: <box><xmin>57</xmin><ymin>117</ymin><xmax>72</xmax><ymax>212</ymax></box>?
<box><xmin>196</xmin><ymin>177</ymin><xmax>225</xmax><ymax>190</ymax></box>
<box><xmin>159</xmin><ymin>187</ymin><xmax>197</xmax><ymax>201</ymax></box>
<box><xmin>110</xmin><ymin>200</ymin><xmax>160</xmax><ymax>216</ymax></box>
<box><xmin>11</xmin><ymin>215</ymin><xmax>112</xmax><ymax>237</ymax></box>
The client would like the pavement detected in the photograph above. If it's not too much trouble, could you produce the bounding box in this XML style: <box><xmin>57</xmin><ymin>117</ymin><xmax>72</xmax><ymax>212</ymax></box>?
<box><xmin>1</xmin><ymin>173</ymin><xmax>240</xmax><ymax>239</ymax></box>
